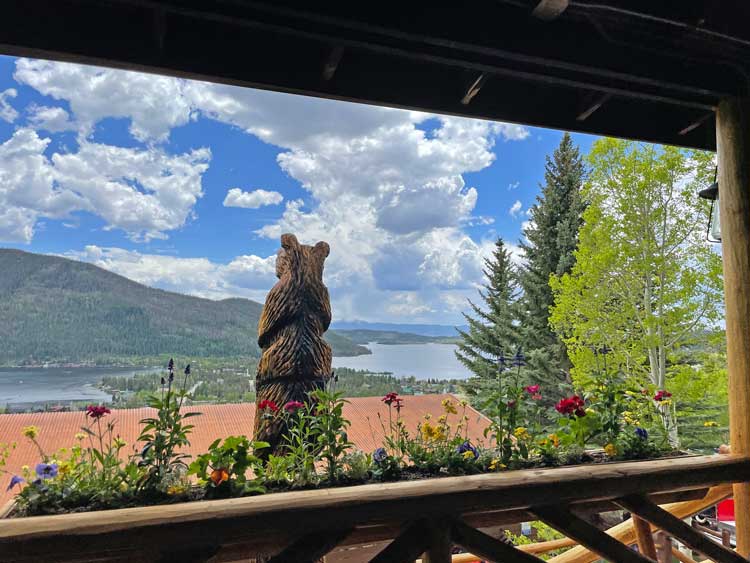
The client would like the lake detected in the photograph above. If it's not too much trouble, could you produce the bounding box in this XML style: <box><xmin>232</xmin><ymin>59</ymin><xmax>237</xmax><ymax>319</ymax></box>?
<box><xmin>332</xmin><ymin>342</ymin><xmax>471</xmax><ymax>380</ymax></box>
<box><xmin>0</xmin><ymin>367</ymin><xmax>151</xmax><ymax>405</ymax></box>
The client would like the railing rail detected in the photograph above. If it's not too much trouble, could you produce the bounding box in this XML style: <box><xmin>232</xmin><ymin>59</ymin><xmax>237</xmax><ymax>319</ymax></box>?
<box><xmin>0</xmin><ymin>454</ymin><xmax>748</xmax><ymax>562</ymax></box>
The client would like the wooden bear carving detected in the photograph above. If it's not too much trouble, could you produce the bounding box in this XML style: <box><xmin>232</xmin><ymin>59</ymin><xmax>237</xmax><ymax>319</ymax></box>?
<box><xmin>253</xmin><ymin>233</ymin><xmax>332</xmax><ymax>452</ymax></box>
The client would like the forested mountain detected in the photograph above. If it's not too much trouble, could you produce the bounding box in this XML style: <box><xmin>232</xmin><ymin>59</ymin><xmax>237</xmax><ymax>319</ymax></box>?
<box><xmin>0</xmin><ymin>249</ymin><xmax>367</xmax><ymax>365</ymax></box>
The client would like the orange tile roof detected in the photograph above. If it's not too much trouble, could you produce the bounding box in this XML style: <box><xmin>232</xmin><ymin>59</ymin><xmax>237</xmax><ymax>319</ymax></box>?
<box><xmin>0</xmin><ymin>394</ymin><xmax>490</xmax><ymax>507</ymax></box>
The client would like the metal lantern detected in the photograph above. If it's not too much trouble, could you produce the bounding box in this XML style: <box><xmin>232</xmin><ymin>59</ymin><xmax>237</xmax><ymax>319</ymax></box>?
<box><xmin>698</xmin><ymin>181</ymin><xmax>721</xmax><ymax>243</ymax></box>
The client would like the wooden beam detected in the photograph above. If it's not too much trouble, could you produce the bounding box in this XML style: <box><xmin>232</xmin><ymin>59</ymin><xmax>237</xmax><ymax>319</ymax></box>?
<box><xmin>533</xmin><ymin>505</ymin><xmax>655</xmax><ymax>563</ymax></box>
<box><xmin>322</xmin><ymin>45</ymin><xmax>344</xmax><ymax>80</ymax></box>
<box><xmin>654</xmin><ymin>531</ymin><xmax>671</xmax><ymax>563</ymax></box>
<box><xmin>576</xmin><ymin>93</ymin><xmax>611</xmax><ymax>121</ymax></box>
<box><xmin>451</xmin><ymin>520</ymin><xmax>544</xmax><ymax>563</ymax></box>
<box><xmin>531</xmin><ymin>0</ymin><xmax>569</xmax><ymax>21</ymax></box>
<box><xmin>461</xmin><ymin>74</ymin><xmax>487</xmax><ymax>105</ymax></box>
<box><xmin>717</xmin><ymin>97</ymin><xmax>750</xmax><ymax>557</ymax></box>
<box><xmin>633</xmin><ymin>515</ymin><xmax>658</xmax><ymax>559</ymax></box>
<box><xmin>266</xmin><ymin>528</ymin><xmax>352</xmax><ymax>563</ymax></box>
<box><xmin>423</xmin><ymin>520</ymin><xmax>452</xmax><ymax>563</ymax></box>
<box><xmin>371</xmin><ymin>521</ymin><xmax>432</xmax><ymax>563</ymax></box>
<box><xmin>616</xmin><ymin>494</ymin><xmax>748</xmax><ymax>563</ymax></box>
<box><xmin>547</xmin><ymin>484</ymin><xmax>733</xmax><ymax>563</ymax></box>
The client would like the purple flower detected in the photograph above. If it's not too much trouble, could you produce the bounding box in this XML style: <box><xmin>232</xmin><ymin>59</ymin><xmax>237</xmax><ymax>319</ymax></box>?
<box><xmin>373</xmin><ymin>447</ymin><xmax>388</xmax><ymax>463</ymax></box>
<box><xmin>635</xmin><ymin>427</ymin><xmax>648</xmax><ymax>440</ymax></box>
<box><xmin>6</xmin><ymin>475</ymin><xmax>24</xmax><ymax>491</ymax></box>
<box><xmin>35</xmin><ymin>463</ymin><xmax>58</xmax><ymax>479</ymax></box>
<box><xmin>456</xmin><ymin>441</ymin><xmax>479</xmax><ymax>460</ymax></box>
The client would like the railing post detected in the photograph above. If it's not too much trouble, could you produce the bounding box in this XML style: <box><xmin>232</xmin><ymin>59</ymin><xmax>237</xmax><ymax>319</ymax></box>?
<box><xmin>422</xmin><ymin>520</ymin><xmax>452</xmax><ymax>563</ymax></box>
<box><xmin>654</xmin><ymin>531</ymin><xmax>672</xmax><ymax>563</ymax></box>
<box><xmin>717</xmin><ymin>97</ymin><xmax>750</xmax><ymax>557</ymax></box>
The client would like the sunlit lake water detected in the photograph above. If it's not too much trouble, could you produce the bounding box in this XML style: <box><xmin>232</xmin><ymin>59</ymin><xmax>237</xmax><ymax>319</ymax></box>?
<box><xmin>0</xmin><ymin>367</ymin><xmax>151</xmax><ymax>405</ymax></box>
<box><xmin>332</xmin><ymin>342</ymin><xmax>471</xmax><ymax>380</ymax></box>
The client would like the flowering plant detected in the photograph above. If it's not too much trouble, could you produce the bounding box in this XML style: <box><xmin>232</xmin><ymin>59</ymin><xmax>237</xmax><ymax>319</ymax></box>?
<box><xmin>188</xmin><ymin>436</ymin><xmax>268</xmax><ymax>498</ymax></box>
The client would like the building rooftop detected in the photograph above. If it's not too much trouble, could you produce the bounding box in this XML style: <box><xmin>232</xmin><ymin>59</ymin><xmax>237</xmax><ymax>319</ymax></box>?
<box><xmin>0</xmin><ymin>393</ymin><xmax>490</xmax><ymax>507</ymax></box>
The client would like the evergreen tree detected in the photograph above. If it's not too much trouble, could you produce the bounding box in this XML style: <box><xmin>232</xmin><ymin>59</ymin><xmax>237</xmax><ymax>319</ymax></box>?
<box><xmin>455</xmin><ymin>238</ymin><xmax>519</xmax><ymax>395</ymax></box>
<box><xmin>519</xmin><ymin>132</ymin><xmax>586</xmax><ymax>388</ymax></box>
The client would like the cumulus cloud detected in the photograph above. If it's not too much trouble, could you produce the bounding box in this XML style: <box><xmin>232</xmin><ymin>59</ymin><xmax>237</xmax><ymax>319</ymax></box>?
<box><xmin>0</xmin><ymin>128</ymin><xmax>210</xmax><ymax>243</ymax></box>
<box><xmin>27</xmin><ymin>104</ymin><xmax>76</xmax><ymax>132</ymax></box>
<box><xmin>67</xmin><ymin>245</ymin><xmax>277</xmax><ymax>301</ymax></box>
<box><xmin>223</xmin><ymin>188</ymin><xmax>283</xmax><ymax>209</ymax></box>
<box><xmin>509</xmin><ymin>200</ymin><xmax>523</xmax><ymax>217</ymax></box>
<box><xmin>0</xmin><ymin>88</ymin><xmax>18</xmax><ymax>123</ymax></box>
<box><xmin>12</xmin><ymin>57</ymin><xmax>533</xmax><ymax>322</ymax></box>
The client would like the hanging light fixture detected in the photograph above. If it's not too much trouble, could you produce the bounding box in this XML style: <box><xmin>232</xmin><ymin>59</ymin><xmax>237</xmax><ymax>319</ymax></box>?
<box><xmin>698</xmin><ymin>168</ymin><xmax>721</xmax><ymax>243</ymax></box>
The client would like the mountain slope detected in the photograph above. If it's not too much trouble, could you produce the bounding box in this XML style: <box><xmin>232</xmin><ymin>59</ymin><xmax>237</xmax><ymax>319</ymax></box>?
<box><xmin>0</xmin><ymin>249</ymin><xmax>366</xmax><ymax>364</ymax></box>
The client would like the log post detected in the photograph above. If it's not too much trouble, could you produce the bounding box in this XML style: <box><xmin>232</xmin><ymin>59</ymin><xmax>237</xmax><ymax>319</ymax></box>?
<box><xmin>716</xmin><ymin>97</ymin><xmax>750</xmax><ymax>557</ymax></box>
<box><xmin>654</xmin><ymin>531</ymin><xmax>671</xmax><ymax>563</ymax></box>
<box><xmin>633</xmin><ymin>515</ymin><xmax>657</xmax><ymax>560</ymax></box>
<box><xmin>422</xmin><ymin>520</ymin><xmax>452</xmax><ymax>563</ymax></box>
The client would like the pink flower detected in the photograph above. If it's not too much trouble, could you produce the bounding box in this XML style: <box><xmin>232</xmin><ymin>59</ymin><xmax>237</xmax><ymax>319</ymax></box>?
<box><xmin>283</xmin><ymin>400</ymin><xmax>304</xmax><ymax>413</ymax></box>
<box><xmin>531</xmin><ymin>393</ymin><xmax>542</xmax><ymax>401</ymax></box>
<box><xmin>381</xmin><ymin>392</ymin><xmax>399</xmax><ymax>406</ymax></box>
<box><xmin>524</xmin><ymin>385</ymin><xmax>540</xmax><ymax>394</ymax></box>
<box><xmin>258</xmin><ymin>399</ymin><xmax>279</xmax><ymax>413</ymax></box>
<box><xmin>85</xmin><ymin>405</ymin><xmax>111</xmax><ymax>419</ymax></box>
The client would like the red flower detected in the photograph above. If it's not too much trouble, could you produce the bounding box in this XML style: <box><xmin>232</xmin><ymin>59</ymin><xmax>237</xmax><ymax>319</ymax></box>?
<box><xmin>381</xmin><ymin>392</ymin><xmax>400</xmax><ymax>406</ymax></box>
<box><xmin>85</xmin><ymin>405</ymin><xmax>111</xmax><ymax>419</ymax></box>
<box><xmin>653</xmin><ymin>390</ymin><xmax>672</xmax><ymax>402</ymax></box>
<box><xmin>392</xmin><ymin>397</ymin><xmax>404</xmax><ymax>411</ymax></box>
<box><xmin>258</xmin><ymin>399</ymin><xmax>279</xmax><ymax>413</ymax></box>
<box><xmin>283</xmin><ymin>400</ymin><xmax>304</xmax><ymax>413</ymax></box>
<box><xmin>555</xmin><ymin>396</ymin><xmax>585</xmax><ymax>417</ymax></box>
<box><xmin>507</xmin><ymin>400</ymin><xmax>516</xmax><ymax>408</ymax></box>
<box><xmin>524</xmin><ymin>385</ymin><xmax>540</xmax><ymax>394</ymax></box>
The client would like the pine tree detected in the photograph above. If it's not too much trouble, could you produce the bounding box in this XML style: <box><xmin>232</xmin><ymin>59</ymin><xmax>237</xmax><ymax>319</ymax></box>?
<box><xmin>455</xmin><ymin>238</ymin><xmax>519</xmax><ymax>395</ymax></box>
<box><xmin>519</xmin><ymin>132</ymin><xmax>586</xmax><ymax>388</ymax></box>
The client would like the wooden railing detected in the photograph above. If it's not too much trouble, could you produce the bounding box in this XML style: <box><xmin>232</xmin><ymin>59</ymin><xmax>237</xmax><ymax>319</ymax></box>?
<box><xmin>0</xmin><ymin>454</ymin><xmax>749</xmax><ymax>563</ymax></box>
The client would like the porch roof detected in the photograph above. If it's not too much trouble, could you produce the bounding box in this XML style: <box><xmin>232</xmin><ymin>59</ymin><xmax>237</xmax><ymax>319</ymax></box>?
<box><xmin>2</xmin><ymin>1</ymin><xmax>748</xmax><ymax>150</ymax></box>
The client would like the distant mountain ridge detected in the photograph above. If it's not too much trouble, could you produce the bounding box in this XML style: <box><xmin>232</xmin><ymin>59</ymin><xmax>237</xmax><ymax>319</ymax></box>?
<box><xmin>331</xmin><ymin>320</ymin><xmax>466</xmax><ymax>338</ymax></box>
<box><xmin>0</xmin><ymin>249</ymin><xmax>367</xmax><ymax>365</ymax></box>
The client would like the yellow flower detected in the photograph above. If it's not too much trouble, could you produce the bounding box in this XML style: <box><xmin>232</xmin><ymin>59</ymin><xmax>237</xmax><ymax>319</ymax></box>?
<box><xmin>460</xmin><ymin>400</ymin><xmax>468</xmax><ymax>408</ymax></box>
<box><xmin>167</xmin><ymin>484</ymin><xmax>187</xmax><ymax>496</ymax></box>
<box><xmin>438</xmin><ymin>415</ymin><xmax>447</xmax><ymax>424</ymax></box>
<box><xmin>442</xmin><ymin>399</ymin><xmax>458</xmax><ymax>415</ymax></box>
<box><xmin>537</xmin><ymin>438</ymin><xmax>549</xmax><ymax>447</ymax></box>
<box><xmin>585</xmin><ymin>408</ymin><xmax>596</xmax><ymax>415</ymax></box>
<box><xmin>75</xmin><ymin>432</ymin><xmax>87</xmax><ymax>441</ymax></box>
<box><xmin>658</xmin><ymin>399</ymin><xmax>672</xmax><ymax>406</ymax></box>
<box><xmin>58</xmin><ymin>461</ymin><xmax>72</xmax><ymax>476</ymax></box>
<box><xmin>548</xmin><ymin>433</ymin><xmax>560</xmax><ymax>448</ymax></box>
<box><xmin>113</xmin><ymin>437</ymin><xmax>127</xmax><ymax>449</ymax></box>
<box><xmin>489</xmin><ymin>459</ymin><xmax>506</xmax><ymax>471</ymax></box>
<box><xmin>604</xmin><ymin>443</ymin><xmax>618</xmax><ymax>457</ymax></box>
<box><xmin>423</xmin><ymin>413</ymin><xmax>432</xmax><ymax>421</ymax></box>
<box><xmin>22</xmin><ymin>426</ymin><xmax>38</xmax><ymax>439</ymax></box>
<box><xmin>514</xmin><ymin>427</ymin><xmax>531</xmax><ymax>441</ymax></box>
<box><xmin>119</xmin><ymin>482</ymin><xmax>129</xmax><ymax>492</ymax></box>
<box><xmin>462</xmin><ymin>450</ymin><xmax>475</xmax><ymax>461</ymax></box>
<box><xmin>704</xmin><ymin>421</ymin><xmax>719</xmax><ymax>427</ymax></box>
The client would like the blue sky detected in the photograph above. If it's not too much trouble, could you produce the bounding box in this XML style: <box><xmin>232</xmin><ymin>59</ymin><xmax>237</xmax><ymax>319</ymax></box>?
<box><xmin>0</xmin><ymin>55</ymin><xmax>598</xmax><ymax>324</ymax></box>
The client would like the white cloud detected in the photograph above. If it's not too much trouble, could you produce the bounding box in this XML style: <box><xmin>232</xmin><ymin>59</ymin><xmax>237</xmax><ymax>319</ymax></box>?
<box><xmin>27</xmin><ymin>104</ymin><xmax>75</xmax><ymax>132</ymax></box>
<box><xmin>509</xmin><ymin>200</ymin><xmax>523</xmax><ymax>217</ymax></box>
<box><xmin>12</xmin><ymin>58</ymin><xmax>534</xmax><ymax>322</ymax></box>
<box><xmin>223</xmin><ymin>188</ymin><xmax>283</xmax><ymax>209</ymax></box>
<box><xmin>0</xmin><ymin>128</ymin><xmax>210</xmax><ymax>243</ymax></box>
<box><xmin>0</xmin><ymin>88</ymin><xmax>18</xmax><ymax>123</ymax></box>
<box><xmin>14</xmin><ymin>59</ymin><xmax>192</xmax><ymax>142</ymax></box>
<box><xmin>67</xmin><ymin>245</ymin><xmax>277</xmax><ymax>301</ymax></box>
<box><xmin>508</xmin><ymin>181</ymin><xmax>520</xmax><ymax>190</ymax></box>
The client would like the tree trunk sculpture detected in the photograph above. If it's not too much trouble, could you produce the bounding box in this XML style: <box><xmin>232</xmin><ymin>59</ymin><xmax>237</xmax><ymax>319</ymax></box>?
<box><xmin>253</xmin><ymin>233</ymin><xmax>332</xmax><ymax>453</ymax></box>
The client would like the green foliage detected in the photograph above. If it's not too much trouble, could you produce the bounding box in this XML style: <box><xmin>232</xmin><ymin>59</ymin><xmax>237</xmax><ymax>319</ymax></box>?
<box><xmin>188</xmin><ymin>436</ymin><xmax>268</xmax><ymax>498</ymax></box>
<box><xmin>341</xmin><ymin>450</ymin><xmax>372</xmax><ymax>481</ymax></box>
<box><xmin>519</xmin><ymin>132</ymin><xmax>587</xmax><ymax>391</ymax></box>
<box><xmin>456</xmin><ymin>239</ymin><xmax>520</xmax><ymax>395</ymax></box>
<box><xmin>550</xmin><ymin>140</ymin><xmax>722</xmax><ymax>446</ymax></box>
<box><xmin>135</xmin><ymin>361</ymin><xmax>200</xmax><ymax>493</ymax></box>
<box><xmin>309</xmin><ymin>389</ymin><xmax>353</xmax><ymax>482</ymax></box>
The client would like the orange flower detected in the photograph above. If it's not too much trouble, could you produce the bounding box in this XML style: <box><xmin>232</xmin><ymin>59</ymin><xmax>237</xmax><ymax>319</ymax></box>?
<box><xmin>210</xmin><ymin>468</ymin><xmax>229</xmax><ymax>486</ymax></box>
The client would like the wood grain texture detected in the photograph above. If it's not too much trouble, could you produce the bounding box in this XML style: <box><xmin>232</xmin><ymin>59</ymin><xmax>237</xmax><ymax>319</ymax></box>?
<box><xmin>371</xmin><ymin>521</ymin><xmax>432</xmax><ymax>563</ymax></box>
<box><xmin>533</xmin><ymin>505</ymin><xmax>655</xmax><ymax>563</ymax></box>
<box><xmin>451</xmin><ymin>519</ymin><xmax>543</xmax><ymax>563</ymax></box>
<box><xmin>616</xmin><ymin>494</ymin><xmax>749</xmax><ymax>563</ymax></box>
<box><xmin>0</xmin><ymin>457</ymin><xmax>744</xmax><ymax>563</ymax></box>
<box><xmin>254</xmin><ymin>233</ymin><xmax>332</xmax><ymax>452</ymax></box>
<box><xmin>717</xmin><ymin>97</ymin><xmax>750</xmax><ymax>557</ymax></box>
<box><xmin>548</xmin><ymin>484</ymin><xmax>734</xmax><ymax>563</ymax></box>
<box><xmin>633</xmin><ymin>515</ymin><xmax>657</xmax><ymax>560</ymax></box>
<box><xmin>266</xmin><ymin>527</ymin><xmax>352</xmax><ymax>563</ymax></box>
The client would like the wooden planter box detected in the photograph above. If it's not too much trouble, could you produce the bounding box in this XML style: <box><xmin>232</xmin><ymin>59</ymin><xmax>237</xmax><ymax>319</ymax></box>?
<box><xmin>0</xmin><ymin>454</ymin><xmax>748</xmax><ymax>563</ymax></box>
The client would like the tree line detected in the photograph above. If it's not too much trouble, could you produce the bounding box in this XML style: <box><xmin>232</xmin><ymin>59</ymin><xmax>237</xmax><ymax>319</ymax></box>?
<box><xmin>456</xmin><ymin>134</ymin><xmax>726</xmax><ymax>450</ymax></box>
